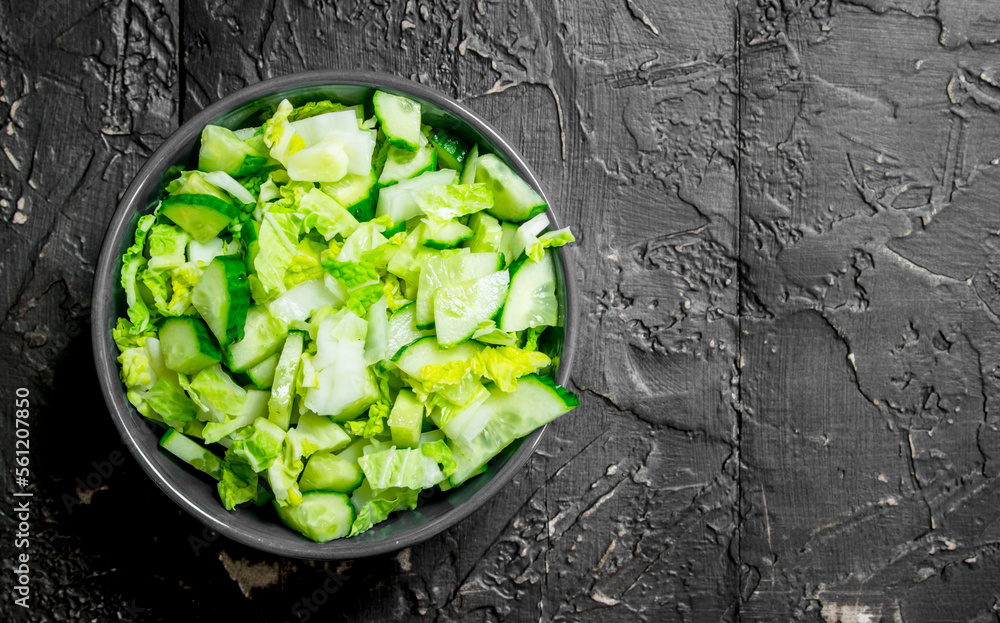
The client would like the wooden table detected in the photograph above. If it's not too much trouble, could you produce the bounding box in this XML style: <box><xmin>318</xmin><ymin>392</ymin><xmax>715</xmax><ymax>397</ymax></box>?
<box><xmin>2</xmin><ymin>1</ymin><xmax>999</xmax><ymax>620</ymax></box>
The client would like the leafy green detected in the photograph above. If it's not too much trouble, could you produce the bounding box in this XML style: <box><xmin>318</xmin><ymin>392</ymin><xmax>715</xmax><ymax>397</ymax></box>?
<box><xmin>357</xmin><ymin>446</ymin><xmax>446</xmax><ymax>491</ymax></box>
<box><xmin>420</xmin><ymin>439</ymin><xmax>457</xmax><ymax>477</ymax></box>
<box><xmin>118</xmin><ymin>346</ymin><xmax>156</xmax><ymax>389</ymax></box>
<box><xmin>527</xmin><ymin>227</ymin><xmax>575</xmax><ymax>262</ymax></box>
<box><xmin>349</xmin><ymin>484</ymin><xmax>419</xmax><ymax>537</ymax></box>
<box><xmin>266</xmin><ymin>441</ymin><xmax>304</xmax><ymax>507</ymax></box>
<box><xmin>345</xmin><ymin>401</ymin><xmax>390</xmax><ymax>439</ymax></box>
<box><xmin>121</xmin><ymin>214</ymin><xmax>156</xmax><ymax>332</ymax></box>
<box><xmin>143</xmin><ymin>378</ymin><xmax>198</xmax><ymax>422</ymax></box>
<box><xmin>147</xmin><ymin>224</ymin><xmax>190</xmax><ymax>273</ymax></box>
<box><xmin>253</xmin><ymin>212</ymin><xmax>300</xmax><ymax>301</ymax></box>
<box><xmin>414</xmin><ymin>183</ymin><xmax>492</xmax><ymax>220</ymax></box>
<box><xmin>228</xmin><ymin>417</ymin><xmax>286</xmax><ymax>472</ymax></box>
<box><xmin>190</xmin><ymin>364</ymin><xmax>247</xmax><ymax>417</ymax></box>
<box><xmin>323</xmin><ymin>259</ymin><xmax>379</xmax><ymax>289</ymax></box>
<box><xmin>218</xmin><ymin>459</ymin><xmax>258</xmax><ymax>510</ymax></box>
<box><xmin>298</xmin><ymin>188</ymin><xmax>359</xmax><ymax>240</ymax></box>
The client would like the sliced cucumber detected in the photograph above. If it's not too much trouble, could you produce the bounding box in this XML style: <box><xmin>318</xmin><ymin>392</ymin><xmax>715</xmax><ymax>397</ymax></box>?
<box><xmin>386</xmin><ymin>303</ymin><xmax>433</xmax><ymax>360</ymax></box>
<box><xmin>433</xmin><ymin>383</ymin><xmax>491</xmax><ymax>441</ymax></box>
<box><xmin>199</xmin><ymin>125</ymin><xmax>267</xmax><ymax>177</ymax></box>
<box><xmin>415</xmin><ymin>252</ymin><xmax>503</xmax><ymax>329</ymax></box>
<box><xmin>160</xmin><ymin>194</ymin><xmax>240</xmax><ymax>243</ymax></box>
<box><xmin>497</xmin><ymin>222</ymin><xmax>519</xmax><ymax>268</ymax></box>
<box><xmin>434</xmin><ymin>271</ymin><xmax>511</xmax><ymax>348</ymax></box>
<box><xmin>428</xmin><ymin>128</ymin><xmax>469</xmax><ymax>170</ymax></box>
<box><xmin>160</xmin><ymin>429</ymin><xmax>223</xmax><ymax>479</ymax></box>
<box><xmin>392</xmin><ymin>336</ymin><xmax>483</xmax><ymax>381</ymax></box>
<box><xmin>372</xmin><ymin>91</ymin><xmax>422</xmax><ymax>151</ymax></box>
<box><xmin>378</xmin><ymin>143</ymin><xmax>436</xmax><ymax>187</ymax></box>
<box><xmin>246</xmin><ymin>352</ymin><xmax>279</xmax><ymax>389</ymax></box>
<box><xmin>191</xmin><ymin>255</ymin><xmax>251</xmax><ymax>345</ymax></box>
<box><xmin>421</xmin><ymin>219</ymin><xmax>473</xmax><ymax>250</ymax></box>
<box><xmin>459</xmin><ymin>144</ymin><xmax>480</xmax><ymax>185</ymax></box>
<box><xmin>274</xmin><ymin>491</ymin><xmax>355</xmax><ymax>542</ymax></box>
<box><xmin>465</xmin><ymin>212</ymin><xmax>502</xmax><ymax>254</ymax></box>
<box><xmin>387</xmin><ymin>388</ymin><xmax>423</xmax><ymax>448</ymax></box>
<box><xmin>268</xmin><ymin>331</ymin><xmax>304</xmax><ymax>430</ymax></box>
<box><xmin>336</xmin><ymin>438</ymin><xmax>372</xmax><ymax>464</ymax></box>
<box><xmin>363</xmin><ymin>297</ymin><xmax>389</xmax><ymax>365</ymax></box>
<box><xmin>159</xmin><ymin>317</ymin><xmax>222</xmax><ymax>375</ymax></box>
<box><xmin>448</xmin><ymin>375</ymin><xmax>579</xmax><ymax>485</ymax></box>
<box><xmin>474</xmin><ymin>154</ymin><xmax>547</xmax><ymax>223</ymax></box>
<box><xmin>499</xmin><ymin>250</ymin><xmax>559</xmax><ymax>333</ymax></box>
<box><xmin>268</xmin><ymin>278</ymin><xmax>344</xmax><ymax>324</ymax></box>
<box><xmin>226</xmin><ymin>305</ymin><xmax>289</xmax><ymax>372</ymax></box>
<box><xmin>289</xmin><ymin>412</ymin><xmax>352</xmax><ymax>455</ymax></box>
<box><xmin>300</xmin><ymin>452</ymin><xmax>364</xmax><ymax>493</ymax></box>
<box><xmin>320</xmin><ymin>168</ymin><xmax>378</xmax><ymax>221</ymax></box>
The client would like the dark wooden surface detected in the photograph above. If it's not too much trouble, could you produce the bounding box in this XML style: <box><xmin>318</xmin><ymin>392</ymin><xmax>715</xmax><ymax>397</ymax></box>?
<box><xmin>1</xmin><ymin>0</ymin><xmax>999</xmax><ymax>621</ymax></box>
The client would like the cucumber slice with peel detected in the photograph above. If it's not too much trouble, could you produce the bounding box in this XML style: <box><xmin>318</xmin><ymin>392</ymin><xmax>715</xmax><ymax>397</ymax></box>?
<box><xmin>191</xmin><ymin>255</ymin><xmax>251</xmax><ymax>345</ymax></box>
<box><xmin>448</xmin><ymin>375</ymin><xmax>579</xmax><ymax>485</ymax></box>
<box><xmin>474</xmin><ymin>154</ymin><xmax>547</xmax><ymax>223</ymax></box>
<box><xmin>378</xmin><ymin>143</ymin><xmax>436</xmax><ymax>187</ymax></box>
<box><xmin>299</xmin><ymin>452</ymin><xmax>365</xmax><ymax>493</ymax></box>
<box><xmin>372</xmin><ymin>91</ymin><xmax>422</xmax><ymax>151</ymax></box>
<box><xmin>415</xmin><ymin>252</ymin><xmax>502</xmax><ymax>329</ymax></box>
<box><xmin>159</xmin><ymin>317</ymin><xmax>223</xmax><ymax>375</ymax></box>
<box><xmin>434</xmin><ymin>270</ymin><xmax>511</xmax><ymax>348</ymax></box>
<box><xmin>274</xmin><ymin>491</ymin><xmax>355</xmax><ymax>542</ymax></box>
<box><xmin>226</xmin><ymin>305</ymin><xmax>289</xmax><ymax>372</ymax></box>
<box><xmin>499</xmin><ymin>250</ymin><xmax>559</xmax><ymax>333</ymax></box>
<box><xmin>160</xmin><ymin>194</ymin><xmax>240</xmax><ymax>243</ymax></box>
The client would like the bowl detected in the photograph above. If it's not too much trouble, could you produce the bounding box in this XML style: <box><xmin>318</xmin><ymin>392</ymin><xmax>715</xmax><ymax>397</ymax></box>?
<box><xmin>91</xmin><ymin>71</ymin><xmax>578</xmax><ymax>559</ymax></box>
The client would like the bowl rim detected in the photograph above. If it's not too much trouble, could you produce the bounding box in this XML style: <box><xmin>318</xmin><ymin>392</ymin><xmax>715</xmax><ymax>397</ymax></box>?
<box><xmin>91</xmin><ymin>69</ymin><xmax>578</xmax><ymax>559</ymax></box>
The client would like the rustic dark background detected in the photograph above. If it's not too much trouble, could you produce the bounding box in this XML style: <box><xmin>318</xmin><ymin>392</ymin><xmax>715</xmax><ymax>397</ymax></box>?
<box><xmin>1</xmin><ymin>0</ymin><xmax>1000</xmax><ymax>621</ymax></box>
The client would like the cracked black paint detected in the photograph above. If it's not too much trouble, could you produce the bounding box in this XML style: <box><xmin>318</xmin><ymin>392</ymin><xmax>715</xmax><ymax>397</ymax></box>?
<box><xmin>0</xmin><ymin>0</ymin><xmax>998</xmax><ymax>621</ymax></box>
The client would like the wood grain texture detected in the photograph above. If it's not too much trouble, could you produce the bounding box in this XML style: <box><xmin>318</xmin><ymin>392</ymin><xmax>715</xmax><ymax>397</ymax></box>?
<box><xmin>0</xmin><ymin>0</ymin><xmax>998</xmax><ymax>621</ymax></box>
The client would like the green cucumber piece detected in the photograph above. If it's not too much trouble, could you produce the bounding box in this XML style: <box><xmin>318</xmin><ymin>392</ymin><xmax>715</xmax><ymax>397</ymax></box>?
<box><xmin>392</xmin><ymin>336</ymin><xmax>483</xmax><ymax>381</ymax></box>
<box><xmin>246</xmin><ymin>353</ymin><xmax>280</xmax><ymax>389</ymax></box>
<box><xmin>160</xmin><ymin>194</ymin><xmax>240</xmax><ymax>243</ymax></box>
<box><xmin>319</xmin><ymin>169</ymin><xmax>378</xmax><ymax>221</ymax></box>
<box><xmin>434</xmin><ymin>271</ymin><xmax>511</xmax><ymax>348</ymax></box>
<box><xmin>429</xmin><ymin>128</ymin><xmax>469</xmax><ymax>170</ymax></box>
<box><xmin>274</xmin><ymin>491</ymin><xmax>355</xmax><ymax>542</ymax></box>
<box><xmin>499</xmin><ymin>251</ymin><xmax>559</xmax><ymax>333</ymax></box>
<box><xmin>290</xmin><ymin>413</ymin><xmax>352</xmax><ymax>455</ymax></box>
<box><xmin>372</xmin><ymin>91</ymin><xmax>422</xmax><ymax>151</ymax></box>
<box><xmin>299</xmin><ymin>452</ymin><xmax>364</xmax><ymax>493</ymax></box>
<box><xmin>191</xmin><ymin>255</ymin><xmax>251</xmax><ymax>345</ymax></box>
<box><xmin>448</xmin><ymin>375</ymin><xmax>579</xmax><ymax>485</ymax></box>
<box><xmin>159</xmin><ymin>429</ymin><xmax>223</xmax><ymax>479</ymax></box>
<box><xmin>415</xmin><ymin>252</ymin><xmax>503</xmax><ymax>329</ymax></box>
<box><xmin>498</xmin><ymin>222</ymin><xmax>518</xmax><ymax>267</ymax></box>
<box><xmin>199</xmin><ymin>125</ymin><xmax>267</xmax><ymax>177</ymax></box>
<box><xmin>421</xmin><ymin>219</ymin><xmax>473</xmax><ymax>250</ymax></box>
<box><xmin>159</xmin><ymin>317</ymin><xmax>223</xmax><ymax>375</ymax></box>
<box><xmin>459</xmin><ymin>144</ymin><xmax>480</xmax><ymax>185</ymax></box>
<box><xmin>267</xmin><ymin>331</ymin><xmax>304</xmax><ymax>430</ymax></box>
<box><xmin>377</xmin><ymin>143</ymin><xmax>436</xmax><ymax>187</ymax></box>
<box><xmin>465</xmin><ymin>212</ymin><xmax>502</xmax><ymax>254</ymax></box>
<box><xmin>386</xmin><ymin>303</ymin><xmax>433</xmax><ymax>359</ymax></box>
<box><xmin>387</xmin><ymin>388</ymin><xmax>424</xmax><ymax>448</ymax></box>
<box><xmin>227</xmin><ymin>305</ymin><xmax>288</xmax><ymax>372</ymax></box>
<box><xmin>474</xmin><ymin>154</ymin><xmax>547</xmax><ymax>223</ymax></box>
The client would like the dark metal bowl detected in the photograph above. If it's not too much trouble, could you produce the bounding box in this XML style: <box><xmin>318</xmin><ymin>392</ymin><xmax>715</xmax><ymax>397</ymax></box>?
<box><xmin>91</xmin><ymin>71</ymin><xmax>578</xmax><ymax>559</ymax></box>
